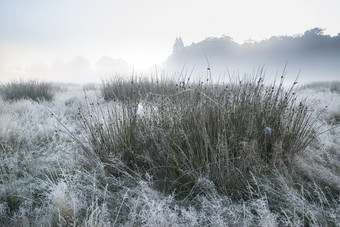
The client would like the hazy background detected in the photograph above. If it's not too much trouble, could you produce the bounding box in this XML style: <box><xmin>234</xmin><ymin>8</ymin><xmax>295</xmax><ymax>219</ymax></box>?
<box><xmin>0</xmin><ymin>0</ymin><xmax>339</xmax><ymax>83</ymax></box>
<box><xmin>165</xmin><ymin>29</ymin><xmax>340</xmax><ymax>84</ymax></box>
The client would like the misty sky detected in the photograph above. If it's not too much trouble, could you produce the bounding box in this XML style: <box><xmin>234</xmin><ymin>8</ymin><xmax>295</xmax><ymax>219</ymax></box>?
<box><xmin>1</xmin><ymin>0</ymin><xmax>340</xmax><ymax>79</ymax></box>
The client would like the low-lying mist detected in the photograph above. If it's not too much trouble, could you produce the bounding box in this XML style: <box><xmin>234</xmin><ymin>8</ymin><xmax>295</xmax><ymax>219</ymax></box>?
<box><xmin>164</xmin><ymin>27</ymin><xmax>340</xmax><ymax>84</ymax></box>
<box><xmin>1</xmin><ymin>27</ymin><xmax>339</xmax><ymax>85</ymax></box>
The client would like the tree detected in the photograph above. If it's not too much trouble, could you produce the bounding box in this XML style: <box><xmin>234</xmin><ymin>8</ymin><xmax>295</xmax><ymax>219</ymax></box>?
<box><xmin>304</xmin><ymin>27</ymin><xmax>325</xmax><ymax>36</ymax></box>
<box><xmin>173</xmin><ymin>37</ymin><xmax>184</xmax><ymax>53</ymax></box>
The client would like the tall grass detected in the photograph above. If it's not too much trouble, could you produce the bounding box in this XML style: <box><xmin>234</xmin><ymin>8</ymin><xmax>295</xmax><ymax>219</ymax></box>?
<box><xmin>78</xmin><ymin>72</ymin><xmax>317</xmax><ymax>197</ymax></box>
<box><xmin>1</xmin><ymin>80</ymin><xmax>55</xmax><ymax>102</ymax></box>
<box><xmin>101</xmin><ymin>76</ymin><xmax>189</xmax><ymax>102</ymax></box>
<box><xmin>1</xmin><ymin>77</ymin><xmax>339</xmax><ymax>226</ymax></box>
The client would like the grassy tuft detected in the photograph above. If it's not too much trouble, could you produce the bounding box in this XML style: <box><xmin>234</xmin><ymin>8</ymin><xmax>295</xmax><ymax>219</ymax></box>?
<box><xmin>100</xmin><ymin>76</ymin><xmax>185</xmax><ymax>102</ymax></box>
<box><xmin>78</xmin><ymin>72</ymin><xmax>317</xmax><ymax>197</ymax></box>
<box><xmin>1</xmin><ymin>80</ymin><xmax>55</xmax><ymax>102</ymax></box>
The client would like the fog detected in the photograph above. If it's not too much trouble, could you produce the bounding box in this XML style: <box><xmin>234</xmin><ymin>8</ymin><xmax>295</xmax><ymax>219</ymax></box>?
<box><xmin>1</xmin><ymin>28</ymin><xmax>339</xmax><ymax>84</ymax></box>
<box><xmin>1</xmin><ymin>1</ymin><xmax>340</xmax><ymax>83</ymax></box>
<box><xmin>164</xmin><ymin>28</ymin><xmax>340</xmax><ymax>84</ymax></box>
<box><xmin>0</xmin><ymin>54</ymin><xmax>132</xmax><ymax>83</ymax></box>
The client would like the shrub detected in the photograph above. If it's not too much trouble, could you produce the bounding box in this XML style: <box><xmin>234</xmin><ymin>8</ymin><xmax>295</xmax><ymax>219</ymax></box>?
<box><xmin>77</xmin><ymin>73</ymin><xmax>316</xmax><ymax>197</ymax></box>
<box><xmin>1</xmin><ymin>80</ymin><xmax>55</xmax><ymax>102</ymax></box>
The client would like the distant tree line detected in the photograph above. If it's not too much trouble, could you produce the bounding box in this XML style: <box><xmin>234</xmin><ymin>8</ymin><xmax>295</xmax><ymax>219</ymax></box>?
<box><xmin>165</xmin><ymin>28</ymin><xmax>340</xmax><ymax>81</ymax></box>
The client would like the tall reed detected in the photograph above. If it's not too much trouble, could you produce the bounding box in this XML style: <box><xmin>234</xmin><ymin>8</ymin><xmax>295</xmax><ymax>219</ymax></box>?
<box><xmin>79</xmin><ymin>73</ymin><xmax>316</xmax><ymax>196</ymax></box>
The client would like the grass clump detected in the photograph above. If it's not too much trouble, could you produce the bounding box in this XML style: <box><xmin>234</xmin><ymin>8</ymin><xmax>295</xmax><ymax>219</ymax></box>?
<box><xmin>78</xmin><ymin>71</ymin><xmax>317</xmax><ymax>198</ymax></box>
<box><xmin>1</xmin><ymin>80</ymin><xmax>55</xmax><ymax>102</ymax></box>
<box><xmin>101</xmin><ymin>76</ymin><xmax>185</xmax><ymax>102</ymax></box>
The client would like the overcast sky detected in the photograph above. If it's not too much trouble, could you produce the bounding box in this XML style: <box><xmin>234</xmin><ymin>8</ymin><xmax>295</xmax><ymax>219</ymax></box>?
<box><xmin>1</xmin><ymin>0</ymin><xmax>340</xmax><ymax>72</ymax></box>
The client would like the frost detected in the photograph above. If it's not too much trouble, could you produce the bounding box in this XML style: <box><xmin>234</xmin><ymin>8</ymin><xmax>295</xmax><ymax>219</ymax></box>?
<box><xmin>0</xmin><ymin>82</ymin><xmax>339</xmax><ymax>226</ymax></box>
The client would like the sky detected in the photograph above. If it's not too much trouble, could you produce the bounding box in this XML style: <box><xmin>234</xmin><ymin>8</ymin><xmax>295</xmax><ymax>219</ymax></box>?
<box><xmin>0</xmin><ymin>0</ymin><xmax>340</xmax><ymax>81</ymax></box>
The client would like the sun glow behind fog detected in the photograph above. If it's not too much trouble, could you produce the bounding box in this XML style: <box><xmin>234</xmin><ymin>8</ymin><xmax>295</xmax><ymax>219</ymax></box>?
<box><xmin>1</xmin><ymin>0</ymin><xmax>340</xmax><ymax>82</ymax></box>
<box><xmin>123</xmin><ymin>53</ymin><xmax>166</xmax><ymax>71</ymax></box>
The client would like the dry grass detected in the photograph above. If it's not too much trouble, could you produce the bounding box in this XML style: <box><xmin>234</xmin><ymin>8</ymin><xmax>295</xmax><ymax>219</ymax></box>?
<box><xmin>1</xmin><ymin>75</ymin><xmax>339</xmax><ymax>226</ymax></box>
<box><xmin>79</xmin><ymin>72</ymin><xmax>317</xmax><ymax>198</ymax></box>
<box><xmin>1</xmin><ymin>80</ymin><xmax>55</xmax><ymax>102</ymax></box>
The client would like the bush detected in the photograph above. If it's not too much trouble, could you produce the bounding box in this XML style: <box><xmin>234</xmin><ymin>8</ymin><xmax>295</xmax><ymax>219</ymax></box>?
<box><xmin>77</xmin><ymin>74</ymin><xmax>316</xmax><ymax>197</ymax></box>
<box><xmin>1</xmin><ymin>80</ymin><xmax>55</xmax><ymax>102</ymax></box>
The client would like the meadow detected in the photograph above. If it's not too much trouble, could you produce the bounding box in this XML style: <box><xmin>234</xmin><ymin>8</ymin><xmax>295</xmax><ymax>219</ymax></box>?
<box><xmin>0</xmin><ymin>73</ymin><xmax>339</xmax><ymax>226</ymax></box>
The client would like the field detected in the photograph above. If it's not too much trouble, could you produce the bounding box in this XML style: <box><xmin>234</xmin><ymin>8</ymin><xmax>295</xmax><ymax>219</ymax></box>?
<box><xmin>0</xmin><ymin>75</ymin><xmax>339</xmax><ymax>226</ymax></box>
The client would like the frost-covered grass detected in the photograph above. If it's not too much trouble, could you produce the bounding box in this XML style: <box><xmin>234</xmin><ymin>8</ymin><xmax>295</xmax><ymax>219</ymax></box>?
<box><xmin>0</xmin><ymin>80</ymin><xmax>55</xmax><ymax>102</ymax></box>
<box><xmin>0</xmin><ymin>74</ymin><xmax>339</xmax><ymax>226</ymax></box>
<box><xmin>101</xmin><ymin>76</ymin><xmax>180</xmax><ymax>102</ymax></box>
<box><xmin>87</xmin><ymin>74</ymin><xmax>315</xmax><ymax>197</ymax></box>
<box><xmin>300</xmin><ymin>80</ymin><xmax>340</xmax><ymax>93</ymax></box>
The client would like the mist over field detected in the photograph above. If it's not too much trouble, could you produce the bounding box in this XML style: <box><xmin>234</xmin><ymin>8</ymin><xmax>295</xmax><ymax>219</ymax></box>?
<box><xmin>1</xmin><ymin>28</ymin><xmax>339</xmax><ymax>84</ymax></box>
<box><xmin>165</xmin><ymin>28</ymin><xmax>340</xmax><ymax>83</ymax></box>
<box><xmin>1</xmin><ymin>32</ymin><xmax>340</xmax><ymax>226</ymax></box>
<box><xmin>1</xmin><ymin>1</ymin><xmax>340</xmax><ymax>226</ymax></box>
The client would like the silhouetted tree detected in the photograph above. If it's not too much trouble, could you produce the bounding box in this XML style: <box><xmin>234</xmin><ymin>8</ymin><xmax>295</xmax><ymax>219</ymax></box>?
<box><xmin>165</xmin><ymin>28</ymin><xmax>340</xmax><ymax>81</ymax></box>
<box><xmin>173</xmin><ymin>37</ymin><xmax>184</xmax><ymax>53</ymax></box>
<box><xmin>304</xmin><ymin>27</ymin><xmax>324</xmax><ymax>36</ymax></box>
